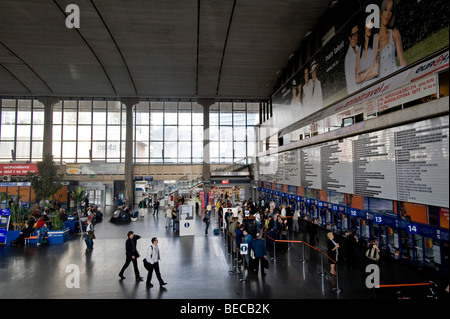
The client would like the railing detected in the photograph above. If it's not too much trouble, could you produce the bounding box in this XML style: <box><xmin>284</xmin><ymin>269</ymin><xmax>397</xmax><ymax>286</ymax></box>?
<box><xmin>216</xmin><ymin>213</ymin><xmax>342</xmax><ymax>291</ymax></box>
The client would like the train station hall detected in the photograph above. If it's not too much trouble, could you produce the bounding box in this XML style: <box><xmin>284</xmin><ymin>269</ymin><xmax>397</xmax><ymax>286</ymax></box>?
<box><xmin>0</xmin><ymin>0</ymin><xmax>449</xmax><ymax>313</ymax></box>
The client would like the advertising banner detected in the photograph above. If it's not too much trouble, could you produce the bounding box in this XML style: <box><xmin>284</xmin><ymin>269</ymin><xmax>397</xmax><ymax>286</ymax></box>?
<box><xmin>272</xmin><ymin>0</ymin><xmax>449</xmax><ymax>130</ymax></box>
<box><xmin>0</xmin><ymin>164</ymin><xmax>37</xmax><ymax>175</ymax></box>
<box><xmin>65</xmin><ymin>163</ymin><xmax>125</xmax><ymax>175</ymax></box>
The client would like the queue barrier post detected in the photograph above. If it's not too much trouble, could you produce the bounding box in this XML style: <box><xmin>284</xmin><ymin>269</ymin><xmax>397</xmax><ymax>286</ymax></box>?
<box><xmin>299</xmin><ymin>242</ymin><xmax>306</xmax><ymax>263</ymax></box>
<box><xmin>333</xmin><ymin>263</ymin><xmax>342</xmax><ymax>293</ymax></box>
<box><xmin>318</xmin><ymin>253</ymin><xmax>325</xmax><ymax>276</ymax></box>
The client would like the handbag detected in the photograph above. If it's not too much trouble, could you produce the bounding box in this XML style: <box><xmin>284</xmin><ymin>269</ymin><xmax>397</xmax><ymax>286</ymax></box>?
<box><xmin>88</xmin><ymin>230</ymin><xmax>96</xmax><ymax>240</ymax></box>
<box><xmin>203</xmin><ymin>217</ymin><xmax>208</xmax><ymax>223</ymax></box>
<box><xmin>365</xmin><ymin>247</ymin><xmax>379</xmax><ymax>261</ymax></box>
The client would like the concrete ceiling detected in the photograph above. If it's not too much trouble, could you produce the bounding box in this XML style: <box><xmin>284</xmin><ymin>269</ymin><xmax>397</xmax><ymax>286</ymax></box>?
<box><xmin>0</xmin><ymin>0</ymin><xmax>330</xmax><ymax>100</ymax></box>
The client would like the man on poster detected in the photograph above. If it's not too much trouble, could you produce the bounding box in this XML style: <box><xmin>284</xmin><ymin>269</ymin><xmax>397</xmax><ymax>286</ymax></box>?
<box><xmin>309</xmin><ymin>61</ymin><xmax>323</xmax><ymax>114</ymax></box>
<box><xmin>345</xmin><ymin>21</ymin><xmax>360</xmax><ymax>95</ymax></box>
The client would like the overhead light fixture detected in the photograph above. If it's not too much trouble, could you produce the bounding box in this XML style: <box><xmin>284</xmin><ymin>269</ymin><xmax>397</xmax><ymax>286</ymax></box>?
<box><xmin>329</xmin><ymin>0</ymin><xmax>338</xmax><ymax>8</ymax></box>
<box><xmin>305</xmin><ymin>30</ymin><xmax>312</xmax><ymax>37</ymax></box>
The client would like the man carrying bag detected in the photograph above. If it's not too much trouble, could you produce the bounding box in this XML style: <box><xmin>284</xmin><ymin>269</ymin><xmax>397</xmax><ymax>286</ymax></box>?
<box><xmin>143</xmin><ymin>237</ymin><xmax>167</xmax><ymax>288</ymax></box>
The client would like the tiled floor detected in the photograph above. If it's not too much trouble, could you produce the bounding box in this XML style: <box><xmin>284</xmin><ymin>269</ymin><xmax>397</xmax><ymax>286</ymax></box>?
<box><xmin>0</xmin><ymin>203</ymin><xmax>447</xmax><ymax>302</ymax></box>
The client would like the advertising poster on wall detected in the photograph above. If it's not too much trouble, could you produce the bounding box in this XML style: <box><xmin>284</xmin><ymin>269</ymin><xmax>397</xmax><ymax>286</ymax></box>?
<box><xmin>272</xmin><ymin>0</ymin><xmax>449</xmax><ymax>129</ymax></box>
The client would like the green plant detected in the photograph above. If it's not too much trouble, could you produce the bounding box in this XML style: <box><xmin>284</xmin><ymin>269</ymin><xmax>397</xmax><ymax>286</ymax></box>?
<box><xmin>70</xmin><ymin>186</ymin><xmax>86</xmax><ymax>211</ymax></box>
<box><xmin>51</xmin><ymin>214</ymin><xmax>63</xmax><ymax>230</ymax></box>
<box><xmin>8</xmin><ymin>204</ymin><xmax>29</xmax><ymax>230</ymax></box>
<box><xmin>27</xmin><ymin>154</ymin><xmax>64</xmax><ymax>203</ymax></box>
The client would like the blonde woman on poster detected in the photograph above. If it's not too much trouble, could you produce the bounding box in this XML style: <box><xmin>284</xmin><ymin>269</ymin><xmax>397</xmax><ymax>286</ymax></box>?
<box><xmin>375</xmin><ymin>0</ymin><xmax>407</xmax><ymax>78</ymax></box>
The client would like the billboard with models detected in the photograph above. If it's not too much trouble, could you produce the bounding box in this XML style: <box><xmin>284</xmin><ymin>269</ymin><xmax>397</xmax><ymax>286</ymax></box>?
<box><xmin>272</xmin><ymin>0</ymin><xmax>449</xmax><ymax>129</ymax></box>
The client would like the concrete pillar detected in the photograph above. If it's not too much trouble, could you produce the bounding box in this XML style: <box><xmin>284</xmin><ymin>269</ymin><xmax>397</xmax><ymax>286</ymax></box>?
<box><xmin>38</xmin><ymin>96</ymin><xmax>60</xmax><ymax>159</ymax></box>
<box><xmin>121</xmin><ymin>97</ymin><xmax>139</xmax><ymax>207</ymax></box>
<box><xmin>197</xmin><ymin>98</ymin><xmax>215</xmax><ymax>196</ymax></box>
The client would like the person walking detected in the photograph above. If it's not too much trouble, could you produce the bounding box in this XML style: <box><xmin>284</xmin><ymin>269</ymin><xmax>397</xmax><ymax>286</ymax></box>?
<box><xmin>138</xmin><ymin>198</ymin><xmax>146</xmax><ymax>217</ymax></box>
<box><xmin>119</xmin><ymin>231</ymin><xmax>143</xmax><ymax>281</ymax></box>
<box><xmin>204</xmin><ymin>207</ymin><xmax>211</xmax><ymax>235</ymax></box>
<box><xmin>153</xmin><ymin>198</ymin><xmax>159</xmax><ymax>216</ymax></box>
<box><xmin>85</xmin><ymin>219</ymin><xmax>95</xmax><ymax>251</ymax></box>
<box><xmin>165</xmin><ymin>204</ymin><xmax>172</xmax><ymax>229</ymax></box>
<box><xmin>143</xmin><ymin>237</ymin><xmax>167</xmax><ymax>288</ymax></box>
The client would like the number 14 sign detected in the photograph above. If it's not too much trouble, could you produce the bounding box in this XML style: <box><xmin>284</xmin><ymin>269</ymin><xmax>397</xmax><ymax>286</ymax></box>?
<box><xmin>406</xmin><ymin>223</ymin><xmax>419</xmax><ymax>234</ymax></box>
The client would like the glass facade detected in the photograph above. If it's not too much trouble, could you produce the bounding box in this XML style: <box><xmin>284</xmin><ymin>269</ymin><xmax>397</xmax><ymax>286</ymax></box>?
<box><xmin>0</xmin><ymin>99</ymin><xmax>44</xmax><ymax>161</ymax></box>
<box><xmin>134</xmin><ymin>101</ymin><xmax>258</xmax><ymax>164</ymax></box>
<box><xmin>51</xmin><ymin>100</ymin><xmax>127</xmax><ymax>163</ymax></box>
<box><xmin>0</xmin><ymin>98</ymin><xmax>259</xmax><ymax>164</ymax></box>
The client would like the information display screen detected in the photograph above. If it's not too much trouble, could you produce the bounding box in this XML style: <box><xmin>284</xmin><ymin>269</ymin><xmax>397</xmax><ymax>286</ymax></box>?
<box><xmin>260</xmin><ymin>115</ymin><xmax>449</xmax><ymax>208</ymax></box>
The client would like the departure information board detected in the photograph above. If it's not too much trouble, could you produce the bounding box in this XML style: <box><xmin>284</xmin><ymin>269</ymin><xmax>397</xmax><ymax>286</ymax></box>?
<box><xmin>321</xmin><ymin>139</ymin><xmax>353</xmax><ymax>194</ymax></box>
<box><xmin>259</xmin><ymin>115</ymin><xmax>449</xmax><ymax>208</ymax></box>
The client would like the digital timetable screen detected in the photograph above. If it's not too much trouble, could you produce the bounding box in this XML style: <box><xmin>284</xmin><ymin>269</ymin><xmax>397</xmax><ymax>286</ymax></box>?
<box><xmin>259</xmin><ymin>115</ymin><xmax>449</xmax><ymax>208</ymax></box>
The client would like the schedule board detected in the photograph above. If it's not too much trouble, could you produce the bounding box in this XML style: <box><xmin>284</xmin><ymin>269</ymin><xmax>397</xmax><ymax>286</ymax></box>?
<box><xmin>351</xmin><ymin>116</ymin><xmax>449</xmax><ymax>207</ymax></box>
<box><xmin>259</xmin><ymin>149</ymin><xmax>301</xmax><ymax>187</ymax></box>
<box><xmin>277</xmin><ymin>149</ymin><xmax>302</xmax><ymax>186</ymax></box>
<box><xmin>300</xmin><ymin>145</ymin><xmax>321</xmax><ymax>189</ymax></box>
<box><xmin>320</xmin><ymin>139</ymin><xmax>353</xmax><ymax>194</ymax></box>
<box><xmin>258</xmin><ymin>115</ymin><xmax>449</xmax><ymax>208</ymax></box>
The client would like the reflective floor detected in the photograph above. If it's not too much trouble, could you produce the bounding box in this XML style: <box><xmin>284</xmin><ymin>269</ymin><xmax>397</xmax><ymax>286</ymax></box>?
<box><xmin>0</xmin><ymin>203</ymin><xmax>448</xmax><ymax>302</ymax></box>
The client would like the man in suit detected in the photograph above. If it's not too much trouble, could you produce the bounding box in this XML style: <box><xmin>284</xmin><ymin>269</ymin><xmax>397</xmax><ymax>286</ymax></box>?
<box><xmin>119</xmin><ymin>231</ymin><xmax>143</xmax><ymax>281</ymax></box>
<box><xmin>251</xmin><ymin>233</ymin><xmax>267</xmax><ymax>277</ymax></box>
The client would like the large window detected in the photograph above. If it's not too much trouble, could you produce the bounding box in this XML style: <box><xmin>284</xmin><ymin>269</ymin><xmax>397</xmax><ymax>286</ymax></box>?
<box><xmin>1</xmin><ymin>98</ymin><xmax>259</xmax><ymax>164</ymax></box>
<box><xmin>134</xmin><ymin>101</ymin><xmax>205</xmax><ymax>164</ymax></box>
<box><xmin>52</xmin><ymin>100</ymin><xmax>126</xmax><ymax>163</ymax></box>
<box><xmin>210</xmin><ymin>102</ymin><xmax>258</xmax><ymax>164</ymax></box>
<box><xmin>0</xmin><ymin>99</ymin><xmax>44</xmax><ymax>161</ymax></box>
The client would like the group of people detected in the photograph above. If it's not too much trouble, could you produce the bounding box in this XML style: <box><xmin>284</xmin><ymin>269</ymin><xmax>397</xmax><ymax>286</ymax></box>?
<box><xmin>214</xmin><ymin>196</ymin><xmax>386</xmax><ymax>278</ymax></box>
<box><xmin>165</xmin><ymin>204</ymin><xmax>179</xmax><ymax>230</ymax></box>
<box><xmin>118</xmin><ymin>231</ymin><xmax>167</xmax><ymax>288</ymax></box>
<box><xmin>80</xmin><ymin>205</ymin><xmax>104</xmax><ymax>223</ymax></box>
<box><xmin>290</xmin><ymin>61</ymin><xmax>324</xmax><ymax>119</ymax></box>
<box><xmin>109</xmin><ymin>205</ymin><xmax>138</xmax><ymax>224</ymax></box>
<box><xmin>10</xmin><ymin>206</ymin><xmax>69</xmax><ymax>247</ymax></box>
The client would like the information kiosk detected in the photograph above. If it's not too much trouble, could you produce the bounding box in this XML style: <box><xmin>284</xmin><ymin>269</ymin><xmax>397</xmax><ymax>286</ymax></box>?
<box><xmin>0</xmin><ymin>208</ymin><xmax>11</xmax><ymax>245</ymax></box>
<box><xmin>179</xmin><ymin>205</ymin><xmax>195</xmax><ymax>237</ymax></box>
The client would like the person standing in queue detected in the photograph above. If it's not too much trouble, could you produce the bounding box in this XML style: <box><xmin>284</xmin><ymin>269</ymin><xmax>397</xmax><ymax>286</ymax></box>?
<box><xmin>144</xmin><ymin>237</ymin><xmax>167</xmax><ymax>288</ymax></box>
<box><xmin>119</xmin><ymin>231</ymin><xmax>143</xmax><ymax>281</ymax></box>
<box><xmin>327</xmin><ymin>232</ymin><xmax>339</xmax><ymax>276</ymax></box>
<box><xmin>251</xmin><ymin>232</ymin><xmax>267</xmax><ymax>277</ymax></box>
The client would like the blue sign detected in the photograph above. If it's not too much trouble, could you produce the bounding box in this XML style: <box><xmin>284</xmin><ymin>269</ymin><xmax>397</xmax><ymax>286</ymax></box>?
<box><xmin>439</xmin><ymin>230</ymin><xmax>449</xmax><ymax>241</ymax></box>
<box><xmin>0</xmin><ymin>229</ymin><xmax>6</xmax><ymax>244</ymax></box>
<box><xmin>350</xmin><ymin>209</ymin><xmax>358</xmax><ymax>217</ymax></box>
<box><xmin>406</xmin><ymin>223</ymin><xmax>419</xmax><ymax>234</ymax></box>
<box><xmin>419</xmin><ymin>224</ymin><xmax>437</xmax><ymax>239</ymax></box>
<box><xmin>0</xmin><ymin>209</ymin><xmax>10</xmax><ymax>216</ymax></box>
<box><xmin>373</xmin><ymin>215</ymin><xmax>384</xmax><ymax>224</ymax></box>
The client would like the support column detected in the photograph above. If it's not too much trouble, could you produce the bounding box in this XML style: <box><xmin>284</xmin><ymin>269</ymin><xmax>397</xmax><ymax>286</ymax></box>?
<box><xmin>198</xmin><ymin>98</ymin><xmax>215</xmax><ymax>196</ymax></box>
<box><xmin>121</xmin><ymin>97</ymin><xmax>139</xmax><ymax>207</ymax></box>
<box><xmin>38</xmin><ymin>96</ymin><xmax>60</xmax><ymax>159</ymax></box>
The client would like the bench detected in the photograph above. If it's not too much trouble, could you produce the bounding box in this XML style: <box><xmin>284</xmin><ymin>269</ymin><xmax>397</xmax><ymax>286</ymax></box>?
<box><xmin>24</xmin><ymin>235</ymin><xmax>47</xmax><ymax>246</ymax></box>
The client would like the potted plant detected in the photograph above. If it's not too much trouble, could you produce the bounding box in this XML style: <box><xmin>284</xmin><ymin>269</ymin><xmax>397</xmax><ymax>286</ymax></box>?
<box><xmin>26</xmin><ymin>154</ymin><xmax>69</xmax><ymax>244</ymax></box>
<box><xmin>70</xmin><ymin>186</ymin><xmax>86</xmax><ymax>212</ymax></box>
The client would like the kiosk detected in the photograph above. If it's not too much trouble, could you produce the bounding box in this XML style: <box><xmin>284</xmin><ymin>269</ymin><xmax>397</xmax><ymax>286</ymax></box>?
<box><xmin>179</xmin><ymin>205</ymin><xmax>195</xmax><ymax>237</ymax></box>
<box><xmin>0</xmin><ymin>209</ymin><xmax>11</xmax><ymax>245</ymax></box>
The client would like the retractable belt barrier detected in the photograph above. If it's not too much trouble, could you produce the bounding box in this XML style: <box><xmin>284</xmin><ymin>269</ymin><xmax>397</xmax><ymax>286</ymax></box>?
<box><xmin>218</xmin><ymin>214</ymin><xmax>340</xmax><ymax>290</ymax></box>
